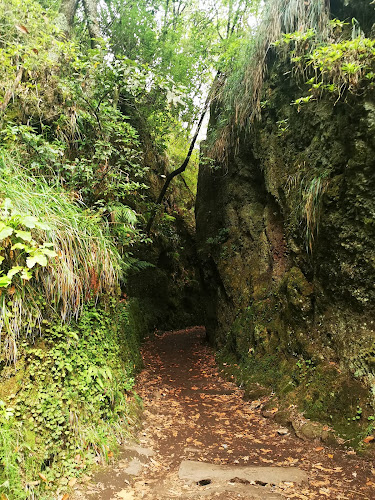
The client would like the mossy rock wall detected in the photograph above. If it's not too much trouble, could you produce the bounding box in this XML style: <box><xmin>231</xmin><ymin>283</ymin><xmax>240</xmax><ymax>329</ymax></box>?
<box><xmin>195</xmin><ymin>23</ymin><xmax>375</xmax><ymax>438</ymax></box>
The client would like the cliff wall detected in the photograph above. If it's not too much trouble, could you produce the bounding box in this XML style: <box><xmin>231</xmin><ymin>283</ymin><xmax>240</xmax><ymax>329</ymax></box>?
<box><xmin>196</xmin><ymin>2</ymin><xmax>375</xmax><ymax>442</ymax></box>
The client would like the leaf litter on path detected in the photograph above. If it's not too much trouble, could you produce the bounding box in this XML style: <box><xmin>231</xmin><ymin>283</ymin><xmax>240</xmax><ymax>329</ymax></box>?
<box><xmin>73</xmin><ymin>327</ymin><xmax>375</xmax><ymax>500</ymax></box>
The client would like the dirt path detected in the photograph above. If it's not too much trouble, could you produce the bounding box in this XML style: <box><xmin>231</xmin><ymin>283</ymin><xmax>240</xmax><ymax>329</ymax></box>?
<box><xmin>73</xmin><ymin>327</ymin><xmax>375</xmax><ymax>499</ymax></box>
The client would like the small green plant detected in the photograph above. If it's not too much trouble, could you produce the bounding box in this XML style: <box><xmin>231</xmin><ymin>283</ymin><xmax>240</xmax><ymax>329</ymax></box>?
<box><xmin>206</xmin><ymin>227</ymin><xmax>230</xmax><ymax>246</ymax></box>
<box><xmin>276</xmin><ymin>118</ymin><xmax>289</xmax><ymax>135</ymax></box>
<box><xmin>0</xmin><ymin>198</ymin><xmax>57</xmax><ymax>288</ymax></box>
<box><xmin>347</xmin><ymin>406</ymin><xmax>363</xmax><ymax>422</ymax></box>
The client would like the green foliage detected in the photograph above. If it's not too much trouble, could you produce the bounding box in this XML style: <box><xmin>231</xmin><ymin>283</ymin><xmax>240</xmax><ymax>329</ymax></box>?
<box><xmin>0</xmin><ymin>161</ymin><xmax>123</xmax><ymax>362</ymax></box>
<box><xmin>207</xmin><ymin>0</ymin><xmax>330</xmax><ymax>163</ymax></box>
<box><xmin>0</xmin><ymin>198</ymin><xmax>57</xmax><ymax>288</ymax></box>
<box><xmin>0</xmin><ymin>300</ymin><xmax>144</xmax><ymax>500</ymax></box>
<box><xmin>275</xmin><ymin>28</ymin><xmax>375</xmax><ymax>106</ymax></box>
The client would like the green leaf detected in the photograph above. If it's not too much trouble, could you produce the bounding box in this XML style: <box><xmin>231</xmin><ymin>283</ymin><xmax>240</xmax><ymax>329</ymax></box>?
<box><xmin>15</xmin><ymin>230</ymin><xmax>32</xmax><ymax>242</ymax></box>
<box><xmin>19</xmin><ymin>215</ymin><xmax>38</xmax><ymax>228</ymax></box>
<box><xmin>0</xmin><ymin>226</ymin><xmax>13</xmax><ymax>241</ymax></box>
<box><xmin>40</xmin><ymin>248</ymin><xmax>58</xmax><ymax>258</ymax></box>
<box><xmin>21</xmin><ymin>268</ymin><xmax>33</xmax><ymax>280</ymax></box>
<box><xmin>11</xmin><ymin>242</ymin><xmax>27</xmax><ymax>250</ymax></box>
<box><xmin>7</xmin><ymin>266</ymin><xmax>23</xmax><ymax>278</ymax></box>
<box><xmin>35</xmin><ymin>221</ymin><xmax>51</xmax><ymax>230</ymax></box>
<box><xmin>0</xmin><ymin>256</ymin><xmax>4</xmax><ymax>265</ymax></box>
<box><xmin>3</xmin><ymin>199</ymin><xmax>12</xmax><ymax>211</ymax></box>
<box><xmin>0</xmin><ymin>275</ymin><xmax>11</xmax><ymax>287</ymax></box>
<box><xmin>26</xmin><ymin>253</ymin><xmax>48</xmax><ymax>268</ymax></box>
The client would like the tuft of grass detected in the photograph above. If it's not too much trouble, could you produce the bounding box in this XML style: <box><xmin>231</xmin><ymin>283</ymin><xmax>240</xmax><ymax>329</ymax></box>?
<box><xmin>301</xmin><ymin>174</ymin><xmax>329</xmax><ymax>252</ymax></box>
<box><xmin>0</xmin><ymin>152</ymin><xmax>123</xmax><ymax>362</ymax></box>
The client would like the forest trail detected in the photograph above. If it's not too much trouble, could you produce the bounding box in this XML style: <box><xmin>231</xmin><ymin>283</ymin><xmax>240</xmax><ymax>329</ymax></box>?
<box><xmin>73</xmin><ymin>327</ymin><xmax>375</xmax><ymax>500</ymax></box>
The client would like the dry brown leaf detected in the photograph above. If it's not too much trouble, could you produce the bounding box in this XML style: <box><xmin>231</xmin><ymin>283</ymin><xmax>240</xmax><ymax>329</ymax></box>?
<box><xmin>313</xmin><ymin>464</ymin><xmax>335</xmax><ymax>472</ymax></box>
<box><xmin>68</xmin><ymin>478</ymin><xmax>77</xmax><ymax>487</ymax></box>
<box><xmin>319</xmin><ymin>488</ymin><xmax>331</xmax><ymax>496</ymax></box>
<box><xmin>363</xmin><ymin>435</ymin><xmax>374</xmax><ymax>444</ymax></box>
<box><xmin>38</xmin><ymin>473</ymin><xmax>48</xmax><ymax>483</ymax></box>
<box><xmin>315</xmin><ymin>446</ymin><xmax>324</xmax><ymax>451</ymax></box>
<box><xmin>15</xmin><ymin>24</ymin><xmax>29</xmax><ymax>34</ymax></box>
<box><xmin>310</xmin><ymin>480</ymin><xmax>330</xmax><ymax>487</ymax></box>
<box><xmin>62</xmin><ymin>494</ymin><xmax>69</xmax><ymax>500</ymax></box>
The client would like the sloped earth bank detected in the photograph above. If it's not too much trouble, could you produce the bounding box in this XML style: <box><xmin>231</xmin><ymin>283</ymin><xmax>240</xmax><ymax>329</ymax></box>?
<box><xmin>73</xmin><ymin>327</ymin><xmax>375</xmax><ymax>499</ymax></box>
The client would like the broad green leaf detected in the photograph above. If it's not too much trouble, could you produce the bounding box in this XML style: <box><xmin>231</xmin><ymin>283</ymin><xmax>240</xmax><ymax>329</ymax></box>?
<box><xmin>0</xmin><ymin>275</ymin><xmax>11</xmax><ymax>287</ymax></box>
<box><xmin>7</xmin><ymin>266</ymin><xmax>23</xmax><ymax>278</ymax></box>
<box><xmin>11</xmin><ymin>242</ymin><xmax>27</xmax><ymax>250</ymax></box>
<box><xmin>40</xmin><ymin>248</ymin><xmax>58</xmax><ymax>258</ymax></box>
<box><xmin>26</xmin><ymin>253</ymin><xmax>47</xmax><ymax>268</ymax></box>
<box><xmin>19</xmin><ymin>215</ymin><xmax>38</xmax><ymax>228</ymax></box>
<box><xmin>35</xmin><ymin>221</ymin><xmax>51</xmax><ymax>230</ymax></box>
<box><xmin>3</xmin><ymin>199</ymin><xmax>12</xmax><ymax>211</ymax></box>
<box><xmin>0</xmin><ymin>226</ymin><xmax>13</xmax><ymax>241</ymax></box>
<box><xmin>15</xmin><ymin>230</ymin><xmax>32</xmax><ymax>242</ymax></box>
<box><xmin>21</xmin><ymin>269</ymin><xmax>33</xmax><ymax>280</ymax></box>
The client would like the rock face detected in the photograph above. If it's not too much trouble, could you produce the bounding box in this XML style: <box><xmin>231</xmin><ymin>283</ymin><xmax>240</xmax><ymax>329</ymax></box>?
<box><xmin>196</xmin><ymin>3</ymin><xmax>375</xmax><ymax>434</ymax></box>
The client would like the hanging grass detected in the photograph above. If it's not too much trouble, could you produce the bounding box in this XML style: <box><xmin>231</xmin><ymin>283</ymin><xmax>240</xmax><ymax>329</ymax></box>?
<box><xmin>0</xmin><ymin>152</ymin><xmax>123</xmax><ymax>362</ymax></box>
<box><xmin>209</xmin><ymin>0</ymin><xmax>331</xmax><ymax>163</ymax></box>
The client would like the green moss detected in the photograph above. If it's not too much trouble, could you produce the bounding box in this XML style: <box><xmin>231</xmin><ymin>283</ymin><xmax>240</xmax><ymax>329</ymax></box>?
<box><xmin>217</xmin><ymin>342</ymin><xmax>373</xmax><ymax>448</ymax></box>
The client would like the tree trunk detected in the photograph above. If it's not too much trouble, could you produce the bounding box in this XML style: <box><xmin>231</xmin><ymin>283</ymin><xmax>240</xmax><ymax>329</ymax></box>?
<box><xmin>59</xmin><ymin>0</ymin><xmax>79</xmax><ymax>34</ymax></box>
<box><xmin>82</xmin><ymin>0</ymin><xmax>102</xmax><ymax>48</ymax></box>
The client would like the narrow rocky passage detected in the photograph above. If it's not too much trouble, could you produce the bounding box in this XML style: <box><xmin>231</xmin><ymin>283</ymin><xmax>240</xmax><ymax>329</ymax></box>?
<box><xmin>74</xmin><ymin>328</ymin><xmax>375</xmax><ymax>500</ymax></box>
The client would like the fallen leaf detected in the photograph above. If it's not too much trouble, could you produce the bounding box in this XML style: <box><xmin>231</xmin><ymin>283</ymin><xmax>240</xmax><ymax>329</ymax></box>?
<box><xmin>116</xmin><ymin>491</ymin><xmax>134</xmax><ymax>500</ymax></box>
<box><xmin>363</xmin><ymin>435</ymin><xmax>374</xmax><ymax>444</ymax></box>
<box><xmin>62</xmin><ymin>495</ymin><xmax>69</xmax><ymax>500</ymax></box>
<box><xmin>315</xmin><ymin>447</ymin><xmax>324</xmax><ymax>452</ymax></box>
<box><xmin>68</xmin><ymin>478</ymin><xmax>77</xmax><ymax>487</ymax></box>
<box><xmin>310</xmin><ymin>480</ymin><xmax>330</xmax><ymax>487</ymax></box>
<box><xmin>15</xmin><ymin>24</ymin><xmax>29</xmax><ymax>34</ymax></box>
<box><xmin>327</xmin><ymin>453</ymin><xmax>334</xmax><ymax>459</ymax></box>
<box><xmin>319</xmin><ymin>488</ymin><xmax>331</xmax><ymax>497</ymax></box>
<box><xmin>38</xmin><ymin>473</ymin><xmax>48</xmax><ymax>483</ymax></box>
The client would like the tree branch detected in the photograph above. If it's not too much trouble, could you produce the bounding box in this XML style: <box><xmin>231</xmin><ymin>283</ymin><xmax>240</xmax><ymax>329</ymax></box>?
<box><xmin>145</xmin><ymin>90</ymin><xmax>213</xmax><ymax>235</ymax></box>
